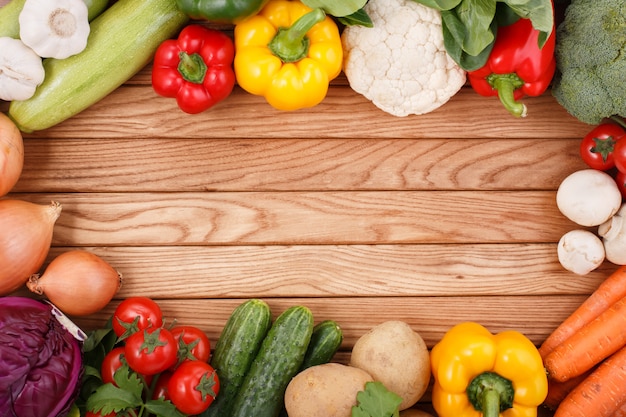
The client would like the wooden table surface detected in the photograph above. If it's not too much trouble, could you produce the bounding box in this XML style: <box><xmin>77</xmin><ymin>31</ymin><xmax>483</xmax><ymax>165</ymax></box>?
<box><xmin>1</xmin><ymin>3</ymin><xmax>614</xmax><ymax>414</ymax></box>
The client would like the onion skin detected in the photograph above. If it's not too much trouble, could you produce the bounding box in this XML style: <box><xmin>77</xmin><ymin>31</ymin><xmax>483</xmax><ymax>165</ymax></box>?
<box><xmin>0</xmin><ymin>113</ymin><xmax>24</xmax><ymax>197</ymax></box>
<box><xmin>0</xmin><ymin>199</ymin><xmax>62</xmax><ymax>295</ymax></box>
<box><xmin>27</xmin><ymin>250</ymin><xmax>122</xmax><ymax>316</ymax></box>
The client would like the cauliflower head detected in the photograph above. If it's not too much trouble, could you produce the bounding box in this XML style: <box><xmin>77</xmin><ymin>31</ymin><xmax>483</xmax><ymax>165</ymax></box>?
<box><xmin>341</xmin><ymin>0</ymin><xmax>466</xmax><ymax>117</ymax></box>
<box><xmin>551</xmin><ymin>0</ymin><xmax>626</xmax><ymax>125</ymax></box>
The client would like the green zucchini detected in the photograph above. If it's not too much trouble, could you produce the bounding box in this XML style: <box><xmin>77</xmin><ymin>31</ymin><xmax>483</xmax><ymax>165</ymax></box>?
<box><xmin>201</xmin><ymin>299</ymin><xmax>272</xmax><ymax>417</ymax></box>
<box><xmin>8</xmin><ymin>0</ymin><xmax>189</xmax><ymax>132</ymax></box>
<box><xmin>230</xmin><ymin>305</ymin><xmax>314</xmax><ymax>417</ymax></box>
<box><xmin>0</xmin><ymin>0</ymin><xmax>110</xmax><ymax>39</ymax></box>
<box><xmin>300</xmin><ymin>319</ymin><xmax>343</xmax><ymax>370</ymax></box>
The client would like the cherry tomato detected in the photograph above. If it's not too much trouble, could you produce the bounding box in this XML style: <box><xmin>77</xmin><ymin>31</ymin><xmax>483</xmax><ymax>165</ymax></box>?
<box><xmin>615</xmin><ymin>136</ymin><xmax>626</xmax><ymax>174</ymax></box>
<box><xmin>124</xmin><ymin>327</ymin><xmax>178</xmax><ymax>376</ymax></box>
<box><xmin>168</xmin><ymin>361</ymin><xmax>220</xmax><ymax>415</ymax></box>
<box><xmin>580</xmin><ymin>123</ymin><xmax>626</xmax><ymax>170</ymax></box>
<box><xmin>171</xmin><ymin>325</ymin><xmax>211</xmax><ymax>365</ymax></box>
<box><xmin>112</xmin><ymin>297</ymin><xmax>163</xmax><ymax>339</ymax></box>
<box><xmin>101</xmin><ymin>346</ymin><xmax>126</xmax><ymax>385</ymax></box>
<box><xmin>86</xmin><ymin>412</ymin><xmax>117</xmax><ymax>417</ymax></box>
<box><xmin>615</xmin><ymin>170</ymin><xmax>626</xmax><ymax>200</ymax></box>
<box><xmin>152</xmin><ymin>370</ymin><xmax>173</xmax><ymax>400</ymax></box>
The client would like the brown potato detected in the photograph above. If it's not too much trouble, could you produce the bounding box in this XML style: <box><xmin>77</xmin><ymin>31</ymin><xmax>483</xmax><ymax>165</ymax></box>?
<box><xmin>284</xmin><ymin>363</ymin><xmax>374</xmax><ymax>417</ymax></box>
<box><xmin>350</xmin><ymin>320</ymin><xmax>431</xmax><ymax>410</ymax></box>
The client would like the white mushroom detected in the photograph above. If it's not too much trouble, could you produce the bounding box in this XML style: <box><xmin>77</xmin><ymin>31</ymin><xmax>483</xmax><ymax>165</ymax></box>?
<box><xmin>599</xmin><ymin>203</ymin><xmax>626</xmax><ymax>265</ymax></box>
<box><xmin>557</xmin><ymin>229</ymin><xmax>605</xmax><ymax>275</ymax></box>
<box><xmin>556</xmin><ymin>169</ymin><xmax>622</xmax><ymax>227</ymax></box>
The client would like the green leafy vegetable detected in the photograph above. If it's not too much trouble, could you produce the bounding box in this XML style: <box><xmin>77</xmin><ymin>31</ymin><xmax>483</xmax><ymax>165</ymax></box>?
<box><xmin>412</xmin><ymin>0</ymin><xmax>554</xmax><ymax>71</ymax></box>
<box><xmin>352</xmin><ymin>381</ymin><xmax>403</xmax><ymax>417</ymax></box>
<box><xmin>337</xmin><ymin>8</ymin><xmax>373</xmax><ymax>27</ymax></box>
<box><xmin>301</xmin><ymin>0</ymin><xmax>367</xmax><ymax>17</ymax></box>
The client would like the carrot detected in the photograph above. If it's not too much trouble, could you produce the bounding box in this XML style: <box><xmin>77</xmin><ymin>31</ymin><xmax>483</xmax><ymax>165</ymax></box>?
<box><xmin>554</xmin><ymin>345</ymin><xmax>626</xmax><ymax>417</ymax></box>
<box><xmin>612</xmin><ymin>400</ymin><xmax>626</xmax><ymax>417</ymax></box>
<box><xmin>543</xmin><ymin>371</ymin><xmax>593</xmax><ymax>410</ymax></box>
<box><xmin>544</xmin><ymin>296</ymin><xmax>626</xmax><ymax>382</ymax></box>
<box><xmin>539</xmin><ymin>265</ymin><xmax>626</xmax><ymax>358</ymax></box>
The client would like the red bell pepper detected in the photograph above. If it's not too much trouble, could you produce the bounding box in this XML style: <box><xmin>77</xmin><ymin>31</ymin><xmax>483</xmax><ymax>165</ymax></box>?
<box><xmin>467</xmin><ymin>16</ymin><xmax>556</xmax><ymax>118</ymax></box>
<box><xmin>152</xmin><ymin>25</ymin><xmax>235</xmax><ymax>114</ymax></box>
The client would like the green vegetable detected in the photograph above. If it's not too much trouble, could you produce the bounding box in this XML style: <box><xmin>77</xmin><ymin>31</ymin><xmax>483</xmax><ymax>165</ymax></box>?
<box><xmin>202</xmin><ymin>299</ymin><xmax>272</xmax><ymax>417</ymax></box>
<box><xmin>301</xmin><ymin>0</ymin><xmax>366</xmax><ymax>17</ymax></box>
<box><xmin>352</xmin><ymin>381</ymin><xmax>403</xmax><ymax>417</ymax></box>
<box><xmin>551</xmin><ymin>0</ymin><xmax>626</xmax><ymax>125</ymax></box>
<box><xmin>300</xmin><ymin>319</ymin><xmax>343</xmax><ymax>370</ymax></box>
<box><xmin>0</xmin><ymin>0</ymin><xmax>109</xmax><ymax>38</ymax></box>
<box><xmin>8</xmin><ymin>0</ymin><xmax>189</xmax><ymax>132</ymax></box>
<box><xmin>411</xmin><ymin>0</ymin><xmax>554</xmax><ymax>71</ymax></box>
<box><xmin>175</xmin><ymin>0</ymin><xmax>270</xmax><ymax>24</ymax></box>
<box><xmin>230</xmin><ymin>305</ymin><xmax>314</xmax><ymax>417</ymax></box>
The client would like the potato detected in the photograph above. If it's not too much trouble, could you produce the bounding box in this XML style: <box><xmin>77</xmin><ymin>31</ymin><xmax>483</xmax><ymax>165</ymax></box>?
<box><xmin>284</xmin><ymin>363</ymin><xmax>374</xmax><ymax>417</ymax></box>
<box><xmin>350</xmin><ymin>320</ymin><xmax>431</xmax><ymax>410</ymax></box>
<box><xmin>400</xmin><ymin>409</ymin><xmax>436</xmax><ymax>417</ymax></box>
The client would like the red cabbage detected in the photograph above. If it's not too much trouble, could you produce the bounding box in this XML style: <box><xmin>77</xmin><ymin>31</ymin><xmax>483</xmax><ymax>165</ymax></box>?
<box><xmin>0</xmin><ymin>297</ymin><xmax>83</xmax><ymax>417</ymax></box>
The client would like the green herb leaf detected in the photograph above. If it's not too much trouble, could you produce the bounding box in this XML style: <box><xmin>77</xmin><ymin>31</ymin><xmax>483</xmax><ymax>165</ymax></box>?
<box><xmin>352</xmin><ymin>381</ymin><xmax>402</xmax><ymax>417</ymax></box>
<box><xmin>85</xmin><ymin>383</ymin><xmax>143</xmax><ymax>415</ymax></box>
<box><xmin>113</xmin><ymin>364</ymin><xmax>144</xmax><ymax>399</ymax></box>
<box><xmin>145</xmin><ymin>398</ymin><xmax>187</xmax><ymax>417</ymax></box>
<box><xmin>301</xmin><ymin>0</ymin><xmax>367</xmax><ymax>17</ymax></box>
<box><xmin>337</xmin><ymin>8</ymin><xmax>373</xmax><ymax>27</ymax></box>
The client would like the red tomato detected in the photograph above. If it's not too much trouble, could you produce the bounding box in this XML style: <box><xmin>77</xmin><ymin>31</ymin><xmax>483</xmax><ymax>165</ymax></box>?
<box><xmin>171</xmin><ymin>325</ymin><xmax>211</xmax><ymax>365</ymax></box>
<box><xmin>101</xmin><ymin>346</ymin><xmax>126</xmax><ymax>385</ymax></box>
<box><xmin>615</xmin><ymin>136</ymin><xmax>626</xmax><ymax>174</ymax></box>
<box><xmin>85</xmin><ymin>412</ymin><xmax>117</xmax><ymax>417</ymax></box>
<box><xmin>615</xmin><ymin>170</ymin><xmax>626</xmax><ymax>200</ymax></box>
<box><xmin>168</xmin><ymin>361</ymin><xmax>220</xmax><ymax>415</ymax></box>
<box><xmin>581</xmin><ymin>123</ymin><xmax>626</xmax><ymax>170</ymax></box>
<box><xmin>152</xmin><ymin>370</ymin><xmax>173</xmax><ymax>400</ymax></box>
<box><xmin>124</xmin><ymin>327</ymin><xmax>178</xmax><ymax>376</ymax></box>
<box><xmin>112</xmin><ymin>297</ymin><xmax>163</xmax><ymax>339</ymax></box>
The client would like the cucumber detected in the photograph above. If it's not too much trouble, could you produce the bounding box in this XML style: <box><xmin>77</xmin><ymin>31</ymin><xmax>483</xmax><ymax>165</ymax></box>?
<box><xmin>8</xmin><ymin>0</ymin><xmax>189</xmax><ymax>132</ymax></box>
<box><xmin>0</xmin><ymin>0</ymin><xmax>109</xmax><ymax>38</ymax></box>
<box><xmin>201</xmin><ymin>299</ymin><xmax>272</xmax><ymax>417</ymax></box>
<box><xmin>300</xmin><ymin>319</ymin><xmax>343</xmax><ymax>370</ymax></box>
<box><xmin>230</xmin><ymin>305</ymin><xmax>314</xmax><ymax>417</ymax></box>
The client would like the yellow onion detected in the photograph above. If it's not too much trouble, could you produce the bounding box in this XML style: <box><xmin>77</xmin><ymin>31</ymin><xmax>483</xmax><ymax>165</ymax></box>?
<box><xmin>27</xmin><ymin>250</ymin><xmax>123</xmax><ymax>316</ymax></box>
<box><xmin>0</xmin><ymin>199</ymin><xmax>62</xmax><ymax>295</ymax></box>
<box><xmin>0</xmin><ymin>113</ymin><xmax>24</xmax><ymax>197</ymax></box>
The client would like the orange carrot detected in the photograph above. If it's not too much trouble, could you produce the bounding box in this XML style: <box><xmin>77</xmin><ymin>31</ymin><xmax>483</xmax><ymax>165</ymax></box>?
<box><xmin>539</xmin><ymin>265</ymin><xmax>626</xmax><ymax>358</ymax></box>
<box><xmin>544</xmin><ymin>296</ymin><xmax>626</xmax><ymax>382</ymax></box>
<box><xmin>612</xmin><ymin>400</ymin><xmax>626</xmax><ymax>417</ymax></box>
<box><xmin>554</xmin><ymin>345</ymin><xmax>626</xmax><ymax>417</ymax></box>
<box><xmin>543</xmin><ymin>371</ymin><xmax>593</xmax><ymax>410</ymax></box>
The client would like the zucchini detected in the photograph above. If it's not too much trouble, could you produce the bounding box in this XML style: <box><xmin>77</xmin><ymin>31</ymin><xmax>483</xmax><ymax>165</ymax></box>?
<box><xmin>201</xmin><ymin>299</ymin><xmax>272</xmax><ymax>417</ymax></box>
<box><xmin>300</xmin><ymin>319</ymin><xmax>343</xmax><ymax>370</ymax></box>
<box><xmin>231</xmin><ymin>305</ymin><xmax>314</xmax><ymax>417</ymax></box>
<box><xmin>8</xmin><ymin>0</ymin><xmax>189</xmax><ymax>132</ymax></box>
<box><xmin>0</xmin><ymin>0</ymin><xmax>109</xmax><ymax>38</ymax></box>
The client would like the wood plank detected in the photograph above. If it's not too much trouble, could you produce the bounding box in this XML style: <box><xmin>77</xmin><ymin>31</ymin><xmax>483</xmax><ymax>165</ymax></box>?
<box><xmin>43</xmin><ymin>244</ymin><xmax>612</xmax><ymax>299</ymax></box>
<box><xmin>20</xmin><ymin>86</ymin><xmax>590</xmax><ymax>139</ymax></box>
<box><xmin>16</xmin><ymin>138</ymin><xmax>586</xmax><ymax>192</ymax></box>
<box><xmin>70</xmin><ymin>295</ymin><xmax>589</xmax><ymax>349</ymax></box>
<box><xmin>12</xmin><ymin>190</ymin><xmax>577</xmax><ymax>245</ymax></box>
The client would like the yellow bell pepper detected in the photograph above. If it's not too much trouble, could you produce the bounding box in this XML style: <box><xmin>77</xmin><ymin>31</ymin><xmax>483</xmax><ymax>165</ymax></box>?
<box><xmin>233</xmin><ymin>0</ymin><xmax>342</xmax><ymax>111</ymax></box>
<box><xmin>430</xmin><ymin>322</ymin><xmax>548</xmax><ymax>417</ymax></box>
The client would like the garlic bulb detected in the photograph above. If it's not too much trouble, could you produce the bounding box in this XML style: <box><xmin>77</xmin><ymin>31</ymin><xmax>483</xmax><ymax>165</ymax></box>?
<box><xmin>19</xmin><ymin>0</ymin><xmax>90</xmax><ymax>59</ymax></box>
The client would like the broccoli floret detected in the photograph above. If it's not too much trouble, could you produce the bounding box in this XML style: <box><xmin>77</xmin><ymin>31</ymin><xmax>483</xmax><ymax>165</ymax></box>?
<box><xmin>551</xmin><ymin>0</ymin><xmax>626</xmax><ymax>125</ymax></box>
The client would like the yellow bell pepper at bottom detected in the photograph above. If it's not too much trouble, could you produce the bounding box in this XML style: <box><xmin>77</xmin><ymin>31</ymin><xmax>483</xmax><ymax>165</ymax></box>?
<box><xmin>430</xmin><ymin>322</ymin><xmax>548</xmax><ymax>417</ymax></box>
<box><xmin>233</xmin><ymin>0</ymin><xmax>342</xmax><ymax>111</ymax></box>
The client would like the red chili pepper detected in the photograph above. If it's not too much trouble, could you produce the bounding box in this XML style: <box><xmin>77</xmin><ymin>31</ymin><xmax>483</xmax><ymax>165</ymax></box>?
<box><xmin>467</xmin><ymin>16</ymin><xmax>556</xmax><ymax>118</ymax></box>
<box><xmin>152</xmin><ymin>25</ymin><xmax>235</xmax><ymax>114</ymax></box>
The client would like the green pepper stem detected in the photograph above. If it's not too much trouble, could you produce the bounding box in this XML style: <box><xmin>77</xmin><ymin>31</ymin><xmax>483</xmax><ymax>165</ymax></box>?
<box><xmin>268</xmin><ymin>8</ymin><xmax>326</xmax><ymax>63</ymax></box>
<box><xmin>487</xmin><ymin>73</ymin><xmax>527</xmax><ymax>118</ymax></box>
<box><xmin>466</xmin><ymin>371</ymin><xmax>515</xmax><ymax>417</ymax></box>
<box><xmin>178</xmin><ymin>51</ymin><xmax>207</xmax><ymax>84</ymax></box>
<box><xmin>610</xmin><ymin>115</ymin><xmax>626</xmax><ymax>130</ymax></box>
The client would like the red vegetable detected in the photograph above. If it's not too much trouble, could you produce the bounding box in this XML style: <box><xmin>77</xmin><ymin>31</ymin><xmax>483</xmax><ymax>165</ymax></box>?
<box><xmin>171</xmin><ymin>325</ymin><xmax>211</xmax><ymax>365</ymax></box>
<box><xmin>124</xmin><ymin>327</ymin><xmax>178</xmax><ymax>376</ymax></box>
<box><xmin>168</xmin><ymin>360</ymin><xmax>220</xmax><ymax>415</ymax></box>
<box><xmin>467</xmin><ymin>15</ymin><xmax>556</xmax><ymax>117</ymax></box>
<box><xmin>152</xmin><ymin>24</ymin><xmax>236</xmax><ymax>114</ymax></box>
<box><xmin>112</xmin><ymin>296</ymin><xmax>164</xmax><ymax>340</ymax></box>
<box><xmin>580</xmin><ymin>123</ymin><xmax>626</xmax><ymax>170</ymax></box>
